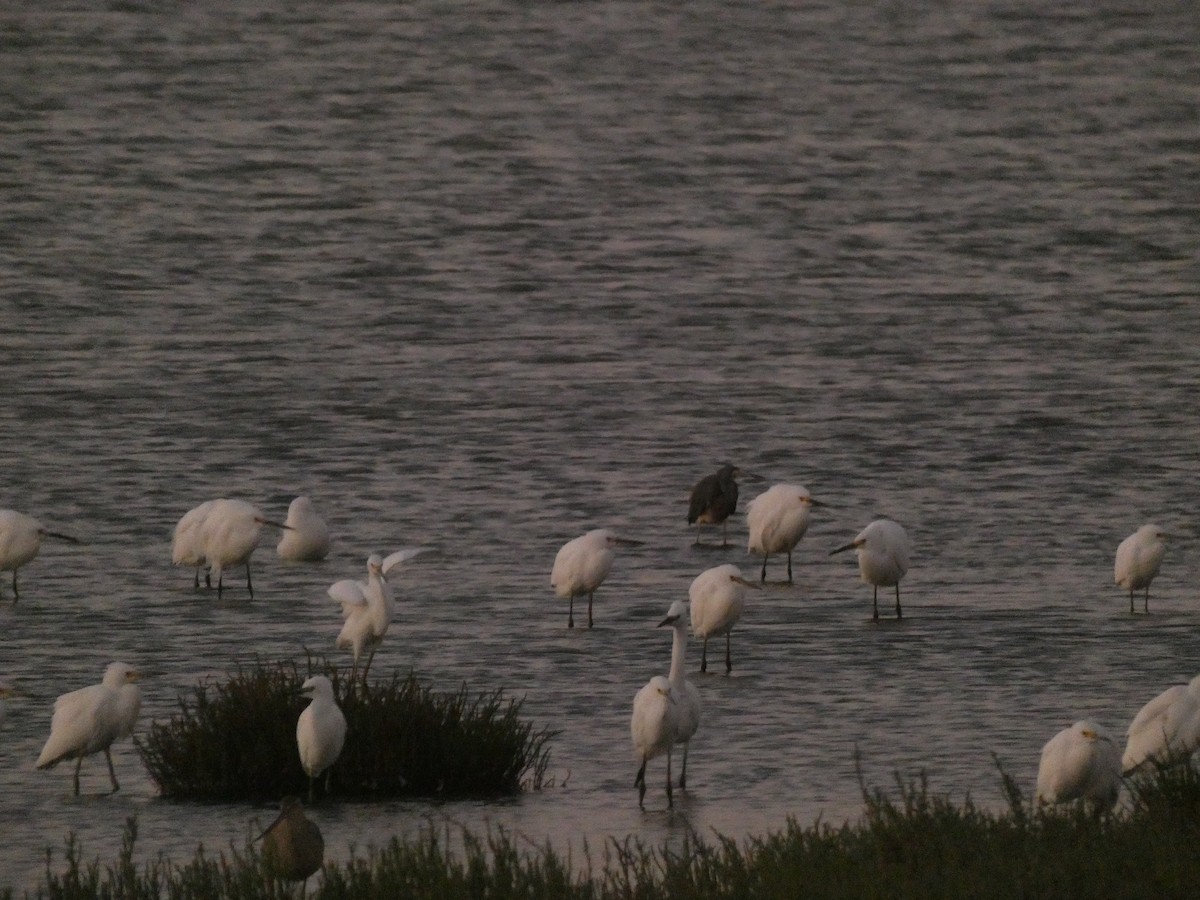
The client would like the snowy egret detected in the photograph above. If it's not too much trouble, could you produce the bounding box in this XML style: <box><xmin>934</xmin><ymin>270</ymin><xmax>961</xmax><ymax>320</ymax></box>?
<box><xmin>1036</xmin><ymin>720</ymin><xmax>1123</xmax><ymax>812</ymax></box>
<box><xmin>660</xmin><ymin>599</ymin><xmax>702</xmax><ymax>789</ymax></box>
<box><xmin>550</xmin><ymin>529</ymin><xmax>641</xmax><ymax>628</ymax></box>
<box><xmin>296</xmin><ymin>675</ymin><xmax>347</xmax><ymax>803</ymax></box>
<box><xmin>36</xmin><ymin>662</ymin><xmax>141</xmax><ymax>795</ymax></box>
<box><xmin>631</xmin><ymin>675</ymin><xmax>676</xmax><ymax>809</ymax></box>
<box><xmin>1122</xmin><ymin>674</ymin><xmax>1200</xmax><ymax>773</ymax></box>
<box><xmin>689</xmin><ymin>563</ymin><xmax>760</xmax><ymax>674</ymax></box>
<box><xmin>172</xmin><ymin>500</ymin><xmax>216</xmax><ymax>590</ymax></box>
<box><xmin>0</xmin><ymin>509</ymin><xmax>79</xmax><ymax>602</ymax></box>
<box><xmin>258</xmin><ymin>796</ymin><xmax>324</xmax><ymax>889</ymax></box>
<box><xmin>277</xmin><ymin>496</ymin><xmax>332</xmax><ymax>562</ymax></box>
<box><xmin>330</xmin><ymin>549</ymin><xmax>425</xmax><ymax>682</ymax></box>
<box><xmin>1115</xmin><ymin>524</ymin><xmax>1167</xmax><ymax>614</ymax></box>
<box><xmin>201</xmin><ymin>499</ymin><xmax>291</xmax><ymax>598</ymax></box>
<box><xmin>830</xmin><ymin>519</ymin><xmax>911</xmax><ymax>620</ymax></box>
<box><xmin>687</xmin><ymin>464</ymin><xmax>761</xmax><ymax>546</ymax></box>
<box><xmin>745</xmin><ymin>483</ymin><xmax>825</xmax><ymax>583</ymax></box>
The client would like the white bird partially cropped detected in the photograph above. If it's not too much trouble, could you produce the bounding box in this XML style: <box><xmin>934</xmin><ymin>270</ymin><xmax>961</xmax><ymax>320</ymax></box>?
<box><xmin>660</xmin><ymin>599</ymin><xmax>702</xmax><ymax>790</ymax></box>
<box><xmin>172</xmin><ymin>500</ymin><xmax>216</xmax><ymax>590</ymax></box>
<box><xmin>296</xmin><ymin>675</ymin><xmax>347</xmax><ymax>803</ymax></box>
<box><xmin>746</xmin><ymin>483</ymin><xmax>824</xmax><ymax>583</ymax></box>
<box><xmin>831</xmin><ymin>519</ymin><xmax>911</xmax><ymax>620</ymax></box>
<box><xmin>0</xmin><ymin>509</ymin><xmax>79</xmax><ymax>602</ymax></box>
<box><xmin>277</xmin><ymin>496</ymin><xmax>332</xmax><ymax>562</ymax></box>
<box><xmin>1036</xmin><ymin>720</ymin><xmax>1123</xmax><ymax>812</ymax></box>
<box><xmin>1115</xmin><ymin>524</ymin><xmax>1167</xmax><ymax>614</ymax></box>
<box><xmin>201</xmin><ymin>499</ymin><xmax>291</xmax><ymax>598</ymax></box>
<box><xmin>1122</xmin><ymin>673</ymin><xmax>1200</xmax><ymax>774</ymax></box>
<box><xmin>550</xmin><ymin>529</ymin><xmax>641</xmax><ymax>629</ymax></box>
<box><xmin>330</xmin><ymin>549</ymin><xmax>425</xmax><ymax>682</ymax></box>
<box><xmin>36</xmin><ymin>662</ymin><xmax>141</xmax><ymax>795</ymax></box>
<box><xmin>689</xmin><ymin>564</ymin><xmax>760</xmax><ymax>674</ymax></box>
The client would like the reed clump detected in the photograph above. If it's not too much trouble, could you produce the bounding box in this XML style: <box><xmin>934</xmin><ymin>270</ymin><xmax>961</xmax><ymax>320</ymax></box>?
<box><xmin>137</xmin><ymin>657</ymin><xmax>553</xmax><ymax>802</ymax></box>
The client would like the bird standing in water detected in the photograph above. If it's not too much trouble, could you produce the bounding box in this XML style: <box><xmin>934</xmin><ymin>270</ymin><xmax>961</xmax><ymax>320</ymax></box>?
<box><xmin>745</xmin><ymin>483</ymin><xmax>824</xmax><ymax>583</ymax></box>
<box><xmin>0</xmin><ymin>509</ymin><xmax>79</xmax><ymax>602</ymax></box>
<box><xmin>1114</xmin><ymin>524</ymin><xmax>1167</xmax><ymax>614</ymax></box>
<box><xmin>687</xmin><ymin>464</ymin><xmax>760</xmax><ymax>546</ymax></box>
<box><xmin>550</xmin><ymin>528</ymin><xmax>641</xmax><ymax>628</ymax></box>
<box><xmin>831</xmin><ymin>519</ymin><xmax>911</xmax><ymax>620</ymax></box>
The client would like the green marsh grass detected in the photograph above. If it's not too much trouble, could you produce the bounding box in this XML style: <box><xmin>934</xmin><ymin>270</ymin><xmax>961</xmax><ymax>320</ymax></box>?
<box><xmin>24</xmin><ymin>763</ymin><xmax>1200</xmax><ymax>899</ymax></box>
<box><xmin>137</xmin><ymin>657</ymin><xmax>553</xmax><ymax>802</ymax></box>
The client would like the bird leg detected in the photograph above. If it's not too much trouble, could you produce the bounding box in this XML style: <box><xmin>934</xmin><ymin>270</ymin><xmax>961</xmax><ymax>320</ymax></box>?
<box><xmin>700</xmin><ymin>639</ymin><xmax>708</xmax><ymax>673</ymax></box>
<box><xmin>721</xmin><ymin>521</ymin><xmax>729</xmax><ymax>547</ymax></box>
<box><xmin>1129</xmin><ymin>589</ymin><xmax>1135</xmax><ymax>615</ymax></box>
<box><xmin>725</xmin><ymin>633</ymin><xmax>733</xmax><ymax>674</ymax></box>
<box><xmin>588</xmin><ymin>591</ymin><xmax>594</xmax><ymax>629</ymax></box>
<box><xmin>73</xmin><ymin>755</ymin><xmax>83</xmax><ymax>796</ymax></box>
<box><xmin>11</xmin><ymin>570</ymin><xmax>19</xmax><ymax>603</ymax></box>
<box><xmin>665</xmin><ymin>748</ymin><xmax>674</xmax><ymax>807</ymax></box>
<box><xmin>217</xmin><ymin>572</ymin><xmax>224</xmax><ymax>598</ymax></box>
<box><xmin>872</xmin><ymin>586</ymin><xmax>879</xmax><ymax>621</ymax></box>
<box><xmin>361</xmin><ymin>649</ymin><xmax>376</xmax><ymax>685</ymax></box>
<box><xmin>205</xmin><ymin>569</ymin><xmax>212</xmax><ymax>589</ymax></box>
<box><xmin>105</xmin><ymin>747</ymin><xmax>120</xmax><ymax>793</ymax></box>
<box><xmin>635</xmin><ymin>758</ymin><xmax>647</xmax><ymax>808</ymax></box>
<box><xmin>760</xmin><ymin>555</ymin><xmax>768</xmax><ymax>582</ymax></box>
<box><xmin>895</xmin><ymin>584</ymin><xmax>903</xmax><ymax>619</ymax></box>
<box><xmin>193</xmin><ymin>567</ymin><xmax>201</xmax><ymax>589</ymax></box>
<box><xmin>693</xmin><ymin>524</ymin><xmax>702</xmax><ymax>547</ymax></box>
<box><xmin>246</xmin><ymin>563</ymin><xmax>254</xmax><ymax>599</ymax></box>
<box><xmin>679</xmin><ymin>743</ymin><xmax>689</xmax><ymax>789</ymax></box>
<box><xmin>786</xmin><ymin>550</ymin><xmax>793</xmax><ymax>584</ymax></box>
<box><xmin>568</xmin><ymin>595</ymin><xmax>575</xmax><ymax>629</ymax></box>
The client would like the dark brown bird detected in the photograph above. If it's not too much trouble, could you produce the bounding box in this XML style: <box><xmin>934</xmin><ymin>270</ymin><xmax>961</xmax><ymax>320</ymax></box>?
<box><xmin>258</xmin><ymin>796</ymin><xmax>324</xmax><ymax>892</ymax></box>
<box><xmin>687</xmin><ymin>464</ymin><xmax>760</xmax><ymax>546</ymax></box>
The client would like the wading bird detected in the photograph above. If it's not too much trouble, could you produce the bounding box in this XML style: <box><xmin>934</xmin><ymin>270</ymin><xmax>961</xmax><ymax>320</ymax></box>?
<box><xmin>258</xmin><ymin>795</ymin><xmax>324</xmax><ymax>893</ymax></box>
<box><xmin>687</xmin><ymin>464</ymin><xmax>761</xmax><ymax>546</ymax></box>
<box><xmin>1122</xmin><ymin>673</ymin><xmax>1200</xmax><ymax>774</ymax></box>
<box><xmin>746</xmin><ymin>483</ymin><xmax>824</xmax><ymax>583</ymax></box>
<box><xmin>277</xmin><ymin>496</ymin><xmax>332</xmax><ymax>562</ymax></box>
<box><xmin>550</xmin><ymin>529</ymin><xmax>641</xmax><ymax>628</ymax></box>
<box><xmin>36</xmin><ymin>662</ymin><xmax>141</xmax><ymax>795</ymax></box>
<box><xmin>831</xmin><ymin>519</ymin><xmax>911</xmax><ymax>620</ymax></box>
<box><xmin>172</xmin><ymin>500</ymin><xmax>216</xmax><ymax>590</ymax></box>
<box><xmin>689</xmin><ymin>564</ymin><xmax>760</xmax><ymax>674</ymax></box>
<box><xmin>1115</xmin><ymin>524</ymin><xmax>1167</xmax><ymax>614</ymax></box>
<box><xmin>0</xmin><ymin>509</ymin><xmax>79</xmax><ymax>602</ymax></box>
<box><xmin>1036</xmin><ymin>720</ymin><xmax>1123</xmax><ymax>812</ymax></box>
<box><xmin>296</xmin><ymin>675</ymin><xmax>347</xmax><ymax>803</ymax></box>
<box><xmin>202</xmin><ymin>499</ymin><xmax>291</xmax><ymax>598</ymax></box>
<box><xmin>330</xmin><ymin>549</ymin><xmax>425</xmax><ymax>682</ymax></box>
<box><xmin>660</xmin><ymin>599</ymin><xmax>702</xmax><ymax>790</ymax></box>
<box><xmin>631</xmin><ymin>672</ymin><xmax>676</xmax><ymax>809</ymax></box>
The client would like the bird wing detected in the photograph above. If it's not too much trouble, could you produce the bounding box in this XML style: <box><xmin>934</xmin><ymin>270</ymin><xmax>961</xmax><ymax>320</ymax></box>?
<box><xmin>382</xmin><ymin>547</ymin><xmax>426</xmax><ymax>575</ymax></box>
<box><xmin>328</xmin><ymin>579</ymin><xmax>368</xmax><ymax>617</ymax></box>
<box><xmin>1123</xmin><ymin>684</ymin><xmax>1186</xmax><ymax>770</ymax></box>
<box><xmin>37</xmin><ymin>684</ymin><xmax>116</xmax><ymax>767</ymax></box>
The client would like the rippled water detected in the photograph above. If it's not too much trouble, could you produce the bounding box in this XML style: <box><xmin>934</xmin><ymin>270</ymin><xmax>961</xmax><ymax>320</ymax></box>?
<box><xmin>2</xmin><ymin>0</ymin><xmax>1199</xmax><ymax>890</ymax></box>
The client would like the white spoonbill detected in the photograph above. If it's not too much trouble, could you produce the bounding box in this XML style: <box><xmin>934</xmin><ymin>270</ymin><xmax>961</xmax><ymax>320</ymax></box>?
<box><xmin>202</xmin><ymin>499</ymin><xmax>291</xmax><ymax>598</ymax></box>
<box><xmin>172</xmin><ymin>500</ymin><xmax>216</xmax><ymax>590</ymax></box>
<box><xmin>1122</xmin><ymin>674</ymin><xmax>1200</xmax><ymax>773</ymax></box>
<box><xmin>689</xmin><ymin>564</ymin><xmax>760</xmax><ymax>674</ymax></box>
<box><xmin>330</xmin><ymin>549</ymin><xmax>425</xmax><ymax>682</ymax></box>
<box><xmin>258</xmin><ymin>796</ymin><xmax>324</xmax><ymax>888</ymax></box>
<box><xmin>296</xmin><ymin>675</ymin><xmax>347</xmax><ymax>803</ymax></box>
<box><xmin>1036</xmin><ymin>720</ymin><xmax>1123</xmax><ymax>811</ymax></box>
<box><xmin>687</xmin><ymin>464</ymin><xmax>762</xmax><ymax>546</ymax></box>
<box><xmin>1115</xmin><ymin>524</ymin><xmax>1167</xmax><ymax>614</ymax></box>
<box><xmin>831</xmin><ymin>519</ymin><xmax>911</xmax><ymax>620</ymax></box>
<box><xmin>631</xmin><ymin>672</ymin><xmax>676</xmax><ymax>809</ymax></box>
<box><xmin>0</xmin><ymin>509</ymin><xmax>79</xmax><ymax>602</ymax></box>
<box><xmin>746</xmin><ymin>483</ymin><xmax>824</xmax><ymax>583</ymax></box>
<box><xmin>660</xmin><ymin>599</ymin><xmax>702</xmax><ymax>790</ymax></box>
<box><xmin>36</xmin><ymin>662</ymin><xmax>141</xmax><ymax>795</ymax></box>
<box><xmin>550</xmin><ymin>529</ymin><xmax>641</xmax><ymax>628</ymax></box>
<box><xmin>277</xmin><ymin>496</ymin><xmax>332</xmax><ymax>562</ymax></box>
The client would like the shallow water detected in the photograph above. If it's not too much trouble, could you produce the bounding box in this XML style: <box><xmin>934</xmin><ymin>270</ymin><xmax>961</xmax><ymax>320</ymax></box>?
<box><xmin>2</xmin><ymin>0</ymin><xmax>1200</xmax><ymax>890</ymax></box>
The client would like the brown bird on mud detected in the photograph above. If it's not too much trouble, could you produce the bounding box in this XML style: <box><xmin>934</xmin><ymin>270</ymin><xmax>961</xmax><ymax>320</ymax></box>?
<box><xmin>258</xmin><ymin>796</ymin><xmax>324</xmax><ymax>895</ymax></box>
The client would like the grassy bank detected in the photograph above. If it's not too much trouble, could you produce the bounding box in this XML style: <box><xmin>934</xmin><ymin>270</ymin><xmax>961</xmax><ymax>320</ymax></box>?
<box><xmin>16</xmin><ymin>763</ymin><xmax>1200</xmax><ymax>899</ymax></box>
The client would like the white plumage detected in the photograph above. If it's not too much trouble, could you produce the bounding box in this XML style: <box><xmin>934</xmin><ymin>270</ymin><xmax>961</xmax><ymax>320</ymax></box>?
<box><xmin>296</xmin><ymin>675</ymin><xmax>347</xmax><ymax>802</ymax></box>
<box><xmin>550</xmin><ymin>528</ymin><xmax>638</xmax><ymax>628</ymax></box>
<box><xmin>689</xmin><ymin>564</ymin><xmax>757</xmax><ymax>674</ymax></box>
<box><xmin>630</xmin><ymin>675</ymin><xmax>675</xmax><ymax>809</ymax></box>
<box><xmin>1122</xmin><ymin>674</ymin><xmax>1200</xmax><ymax>774</ymax></box>
<box><xmin>1036</xmin><ymin>720</ymin><xmax>1122</xmax><ymax>811</ymax></box>
<box><xmin>277</xmin><ymin>496</ymin><xmax>332</xmax><ymax>562</ymax></box>
<box><xmin>36</xmin><ymin>662</ymin><xmax>141</xmax><ymax>795</ymax></box>
<box><xmin>0</xmin><ymin>508</ymin><xmax>78</xmax><ymax>601</ymax></box>
<box><xmin>172</xmin><ymin>500</ymin><xmax>216</xmax><ymax>589</ymax></box>
<box><xmin>202</xmin><ymin>499</ymin><xmax>289</xmax><ymax>598</ymax></box>
<box><xmin>1114</xmin><ymin>524</ymin><xmax>1167</xmax><ymax>614</ymax></box>
<box><xmin>831</xmin><ymin>518</ymin><xmax>911</xmax><ymax>620</ymax></box>
<box><xmin>331</xmin><ymin>549</ymin><xmax>424</xmax><ymax>682</ymax></box>
<box><xmin>661</xmin><ymin>599</ymin><xmax>702</xmax><ymax>790</ymax></box>
<box><xmin>745</xmin><ymin>483</ymin><xmax>822</xmax><ymax>583</ymax></box>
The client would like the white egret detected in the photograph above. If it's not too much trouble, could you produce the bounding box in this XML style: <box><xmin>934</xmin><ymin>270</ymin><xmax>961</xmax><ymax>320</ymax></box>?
<box><xmin>831</xmin><ymin>519</ymin><xmax>911</xmax><ymax>620</ymax></box>
<box><xmin>689</xmin><ymin>563</ymin><xmax>760</xmax><ymax>674</ymax></box>
<box><xmin>330</xmin><ymin>549</ymin><xmax>425</xmax><ymax>682</ymax></box>
<box><xmin>258</xmin><ymin>795</ymin><xmax>324</xmax><ymax>889</ymax></box>
<box><xmin>631</xmin><ymin>674</ymin><xmax>676</xmax><ymax>809</ymax></box>
<box><xmin>1115</xmin><ymin>524</ymin><xmax>1167</xmax><ymax>614</ymax></box>
<box><xmin>277</xmin><ymin>496</ymin><xmax>332</xmax><ymax>562</ymax></box>
<box><xmin>296</xmin><ymin>675</ymin><xmax>347</xmax><ymax>803</ymax></box>
<box><xmin>172</xmin><ymin>500</ymin><xmax>216</xmax><ymax>590</ymax></box>
<box><xmin>0</xmin><ymin>509</ymin><xmax>79</xmax><ymax>602</ymax></box>
<box><xmin>687</xmin><ymin>464</ymin><xmax>762</xmax><ymax>546</ymax></box>
<box><xmin>1036</xmin><ymin>720</ymin><xmax>1123</xmax><ymax>812</ymax></box>
<box><xmin>550</xmin><ymin>529</ymin><xmax>641</xmax><ymax>628</ymax></box>
<box><xmin>36</xmin><ymin>662</ymin><xmax>141</xmax><ymax>795</ymax></box>
<box><xmin>1122</xmin><ymin>673</ymin><xmax>1200</xmax><ymax>773</ymax></box>
<box><xmin>746</xmin><ymin>483</ymin><xmax>824</xmax><ymax>583</ymax></box>
<box><xmin>660</xmin><ymin>599</ymin><xmax>702</xmax><ymax>789</ymax></box>
<box><xmin>202</xmin><ymin>499</ymin><xmax>291</xmax><ymax>598</ymax></box>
